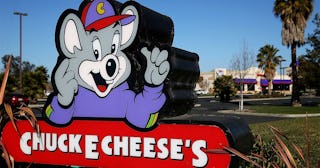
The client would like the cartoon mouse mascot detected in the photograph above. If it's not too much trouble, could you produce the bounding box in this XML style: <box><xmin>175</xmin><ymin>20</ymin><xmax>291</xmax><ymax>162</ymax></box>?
<box><xmin>44</xmin><ymin>0</ymin><xmax>170</xmax><ymax>129</ymax></box>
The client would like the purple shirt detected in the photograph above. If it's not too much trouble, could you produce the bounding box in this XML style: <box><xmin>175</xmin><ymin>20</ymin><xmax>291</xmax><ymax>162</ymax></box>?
<box><xmin>48</xmin><ymin>82</ymin><xmax>166</xmax><ymax>128</ymax></box>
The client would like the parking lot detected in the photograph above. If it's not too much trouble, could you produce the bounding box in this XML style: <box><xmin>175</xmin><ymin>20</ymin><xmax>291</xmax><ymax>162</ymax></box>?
<box><xmin>28</xmin><ymin>96</ymin><xmax>320</xmax><ymax>124</ymax></box>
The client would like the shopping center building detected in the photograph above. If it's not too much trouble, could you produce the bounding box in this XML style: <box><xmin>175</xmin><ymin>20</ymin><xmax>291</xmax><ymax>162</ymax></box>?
<box><xmin>196</xmin><ymin>67</ymin><xmax>292</xmax><ymax>95</ymax></box>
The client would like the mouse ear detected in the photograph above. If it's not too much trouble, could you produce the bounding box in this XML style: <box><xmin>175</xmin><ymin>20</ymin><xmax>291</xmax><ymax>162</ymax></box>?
<box><xmin>120</xmin><ymin>5</ymin><xmax>139</xmax><ymax>49</ymax></box>
<box><xmin>56</xmin><ymin>11</ymin><xmax>85</xmax><ymax>58</ymax></box>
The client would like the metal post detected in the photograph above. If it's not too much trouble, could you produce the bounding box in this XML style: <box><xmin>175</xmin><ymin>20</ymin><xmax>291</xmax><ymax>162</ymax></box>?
<box><xmin>280</xmin><ymin>59</ymin><xmax>282</xmax><ymax>94</ymax></box>
<box><xmin>14</xmin><ymin>12</ymin><xmax>27</xmax><ymax>93</ymax></box>
<box><xmin>279</xmin><ymin>57</ymin><xmax>286</xmax><ymax>95</ymax></box>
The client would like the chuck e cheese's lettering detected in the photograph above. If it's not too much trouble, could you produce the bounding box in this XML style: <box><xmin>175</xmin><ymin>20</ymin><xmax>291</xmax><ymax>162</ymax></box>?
<box><xmin>20</xmin><ymin>132</ymin><xmax>208</xmax><ymax>167</ymax></box>
<box><xmin>20</xmin><ymin>132</ymin><xmax>82</xmax><ymax>155</ymax></box>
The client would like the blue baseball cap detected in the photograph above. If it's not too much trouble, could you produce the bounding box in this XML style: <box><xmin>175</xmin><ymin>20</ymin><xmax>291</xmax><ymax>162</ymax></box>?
<box><xmin>81</xmin><ymin>0</ymin><xmax>135</xmax><ymax>31</ymax></box>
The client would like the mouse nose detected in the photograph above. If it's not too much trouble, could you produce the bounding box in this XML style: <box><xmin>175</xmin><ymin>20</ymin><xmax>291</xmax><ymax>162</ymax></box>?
<box><xmin>106</xmin><ymin>58</ymin><xmax>116</xmax><ymax>77</ymax></box>
<box><xmin>101</xmin><ymin>55</ymin><xmax>119</xmax><ymax>80</ymax></box>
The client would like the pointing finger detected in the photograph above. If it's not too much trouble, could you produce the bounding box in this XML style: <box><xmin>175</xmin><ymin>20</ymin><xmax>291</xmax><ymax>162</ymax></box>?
<box><xmin>151</xmin><ymin>47</ymin><xmax>160</xmax><ymax>63</ymax></box>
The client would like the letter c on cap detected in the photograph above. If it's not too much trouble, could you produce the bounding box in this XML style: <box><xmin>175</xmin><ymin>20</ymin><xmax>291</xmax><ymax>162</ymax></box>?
<box><xmin>97</xmin><ymin>2</ymin><xmax>105</xmax><ymax>15</ymax></box>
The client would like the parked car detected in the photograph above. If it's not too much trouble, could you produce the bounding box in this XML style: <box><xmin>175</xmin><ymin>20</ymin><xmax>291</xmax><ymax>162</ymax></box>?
<box><xmin>195</xmin><ymin>89</ymin><xmax>208</xmax><ymax>95</ymax></box>
<box><xmin>5</xmin><ymin>93</ymin><xmax>29</xmax><ymax>107</ymax></box>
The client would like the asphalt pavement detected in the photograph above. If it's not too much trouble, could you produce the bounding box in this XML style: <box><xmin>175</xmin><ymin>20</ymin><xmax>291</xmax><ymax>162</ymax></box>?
<box><xmin>189</xmin><ymin>98</ymin><xmax>284</xmax><ymax>124</ymax></box>
<box><xmin>29</xmin><ymin>96</ymin><xmax>320</xmax><ymax>125</ymax></box>
<box><xmin>188</xmin><ymin>96</ymin><xmax>320</xmax><ymax>124</ymax></box>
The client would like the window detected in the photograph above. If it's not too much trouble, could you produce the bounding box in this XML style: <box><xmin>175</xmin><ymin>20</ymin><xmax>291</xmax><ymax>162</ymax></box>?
<box><xmin>273</xmin><ymin>84</ymin><xmax>289</xmax><ymax>91</ymax></box>
<box><xmin>248</xmin><ymin>84</ymin><xmax>255</xmax><ymax>91</ymax></box>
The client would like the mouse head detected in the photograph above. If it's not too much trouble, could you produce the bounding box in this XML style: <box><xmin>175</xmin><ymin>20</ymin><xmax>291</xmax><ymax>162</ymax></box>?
<box><xmin>55</xmin><ymin>0</ymin><xmax>139</xmax><ymax>97</ymax></box>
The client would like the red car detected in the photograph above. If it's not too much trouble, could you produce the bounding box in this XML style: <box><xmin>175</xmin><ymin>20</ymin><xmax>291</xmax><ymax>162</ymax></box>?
<box><xmin>5</xmin><ymin>93</ymin><xmax>29</xmax><ymax>107</ymax></box>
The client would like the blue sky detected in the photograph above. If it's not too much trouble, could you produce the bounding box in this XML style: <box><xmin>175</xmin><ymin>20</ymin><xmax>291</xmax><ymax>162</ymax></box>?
<box><xmin>0</xmin><ymin>0</ymin><xmax>319</xmax><ymax>76</ymax></box>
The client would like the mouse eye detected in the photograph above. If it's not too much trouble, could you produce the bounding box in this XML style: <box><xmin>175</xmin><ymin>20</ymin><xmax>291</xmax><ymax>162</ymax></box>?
<box><xmin>111</xmin><ymin>31</ymin><xmax>120</xmax><ymax>54</ymax></box>
<box><xmin>92</xmin><ymin>39</ymin><xmax>102</xmax><ymax>60</ymax></box>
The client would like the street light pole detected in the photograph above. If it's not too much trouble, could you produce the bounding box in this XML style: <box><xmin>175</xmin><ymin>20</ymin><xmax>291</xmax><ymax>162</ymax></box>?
<box><xmin>279</xmin><ymin>57</ymin><xmax>286</xmax><ymax>95</ymax></box>
<box><xmin>14</xmin><ymin>12</ymin><xmax>27</xmax><ymax>93</ymax></box>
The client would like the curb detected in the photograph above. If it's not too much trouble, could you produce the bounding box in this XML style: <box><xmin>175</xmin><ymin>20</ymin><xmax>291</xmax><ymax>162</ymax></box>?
<box><xmin>28</xmin><ymin>104</ymin><xmax>44</xmax><ymax>108</ymax></box>
<box><xmin>217</xmin><ymin>110</ymin><xmax>320</xmax><ymax>118</ymax></box>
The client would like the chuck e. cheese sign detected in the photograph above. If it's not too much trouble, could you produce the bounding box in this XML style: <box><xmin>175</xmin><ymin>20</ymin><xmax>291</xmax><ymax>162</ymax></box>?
<box><xmin>2</xmin><ymin>0</ymin><xmax>232</xmax><ymax>167</ymax></box>
<box><xmin>3</xmin><ymin>121</ymin><xmax>230</xmax><ymax>167</ymax></box>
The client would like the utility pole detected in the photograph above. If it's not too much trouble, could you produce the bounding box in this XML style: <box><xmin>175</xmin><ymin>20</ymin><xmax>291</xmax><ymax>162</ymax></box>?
<box><xmin>14</xmin><ymin>11</ymin><xmax>28</xmax><ymax>93</ymax></box>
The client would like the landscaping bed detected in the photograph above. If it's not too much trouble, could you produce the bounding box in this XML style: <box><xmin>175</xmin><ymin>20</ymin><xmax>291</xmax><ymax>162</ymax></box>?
<box><xmin>249</xmin><ymin>117</ymin><xmax>320</xmax><ymax>167</ymax></box>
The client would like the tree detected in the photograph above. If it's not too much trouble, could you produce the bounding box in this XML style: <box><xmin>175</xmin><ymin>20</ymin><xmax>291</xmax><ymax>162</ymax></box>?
<box><xmin>299</xmin><ymin>13</ymin><xmax>320</xmax><ymax>95</ymax></box>
<box><xmin>256</xmin><ymin>44</ymin><xmax>281</xmax><ymax>96</ymax></box>
<box><xmin>298</xmin><ymin>56</ymin><xmax>319</xmax><ymax>93</ymax></box>
<box><xmin>213</xmin><ymin>75</ymin><xmax>237</xmax><ymax>102</ymax></box>
<box><xmin>198</xmin><ymin>76</ymin><xmax>209</xmax><ymax>91</ymax></box>
<box><xmin>23</xmin><ymin>66</ymin><xmax>49</xmax><ymax>99</ymax></box>
<box><xmin>306</xmin><ymin>13</ymin><xmax>320</xmax><ymax>64</ymax></box>
<box><xmin>273</xmin><ymin>0</ymin><xmax>314</xmax><ymax>106</ymax></box>
<box><xmin>0</xmin><ymin>55</ymin><xmax>49</xmax><ymax>99</ymax></box>
<box><xmin>0</xmin><ymin>55</ymin><xmax>20</xmax><ymax>93</ymax></box>
<box><xmin>230</xmin><ymin>42</ymin><xmax>255</xmax><ymax>110</ymax></box>
<box><xmin>1</xmin><ymin>55</ymin><xmax>20</xmax><ymax>77</ymax></box>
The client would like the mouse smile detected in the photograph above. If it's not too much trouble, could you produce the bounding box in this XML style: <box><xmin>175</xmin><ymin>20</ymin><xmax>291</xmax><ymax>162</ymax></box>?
<box><xmin>90</xmin><ymin>72</ymin><xmax>109</xmax><ymax>92</ymax></box>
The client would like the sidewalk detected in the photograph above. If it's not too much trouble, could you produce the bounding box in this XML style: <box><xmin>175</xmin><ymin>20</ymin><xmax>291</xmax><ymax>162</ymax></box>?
<box><xmin>218</xmin><ymin>109</ymin><xmax>320</xmax><ymax>118</ymax></box>
<box><xmin>229</xmin><ymin>96</ymin><xmax>291</xmax><ymax>102</ymax></box>
<box><xmin>199</xmin><ymin>95</ymin><xmax>319</xmax><ymax>102</ymax></box>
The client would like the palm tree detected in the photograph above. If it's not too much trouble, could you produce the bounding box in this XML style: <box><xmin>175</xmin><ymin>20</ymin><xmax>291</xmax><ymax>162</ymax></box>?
<box><xmin>273</xmin><ymin>0</ymin><xmax>314</xmax><ymax>105</ymax></box>
<box><xmin>257</xmin><ymin>44</ymin><xmax>281</xmax><ymax>96</ymax></box>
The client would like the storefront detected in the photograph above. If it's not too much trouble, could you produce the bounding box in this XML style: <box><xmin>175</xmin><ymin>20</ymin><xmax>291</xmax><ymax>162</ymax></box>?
<box><xmin>260</xmin><ymin>79</ymin><xmax>292</xmax><ymax>94</ymax></box>
<box><xmin>234</xmin><ymin>78</ymin><xmax>257</xmax><ymax>92</ymax></box>
<box><xmin>198</xmin><ymin>67</ymin><xmax>293</xmax><ymax>95</ymax></box>
<box><xmin>272</xmin><ymin>80</ymin><xmax>292</xmax><ymax>91</ymax></box>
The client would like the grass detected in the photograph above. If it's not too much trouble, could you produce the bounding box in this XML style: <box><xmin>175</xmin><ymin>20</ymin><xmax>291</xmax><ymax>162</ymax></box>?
<box><xmin>250</xmin><ymin>117</ymin><xmax>320</xmax><ymax>167</ymax></box>
<box><xmin>248</xmin><ymin>105</ymin><xmax>320</xmax><ymax>114</ymax></box>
